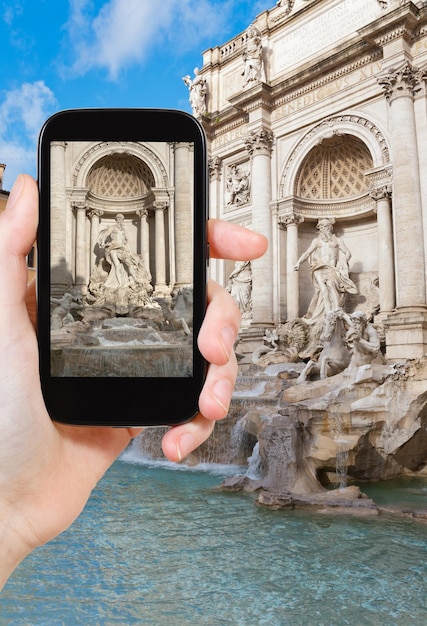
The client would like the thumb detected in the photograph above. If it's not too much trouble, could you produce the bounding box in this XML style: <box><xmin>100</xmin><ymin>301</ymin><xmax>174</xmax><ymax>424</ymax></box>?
<box><xmin>0</xmin><ymin>174</ymin><xmax>39</xmax><ymax>329</ymax></box>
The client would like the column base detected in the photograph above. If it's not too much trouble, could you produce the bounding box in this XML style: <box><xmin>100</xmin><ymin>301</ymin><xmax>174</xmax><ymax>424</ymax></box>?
<box><xmin>384</xmin><ymin>308</ymin><xmax>427</xmax><ymax>360</ymax></box>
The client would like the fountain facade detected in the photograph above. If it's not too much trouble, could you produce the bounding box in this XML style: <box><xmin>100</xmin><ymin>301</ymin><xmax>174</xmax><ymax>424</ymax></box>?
<box><xmin>172</xmin><ymin>0</ymin><xmax>427</xmax><ymax>510</ymax></box>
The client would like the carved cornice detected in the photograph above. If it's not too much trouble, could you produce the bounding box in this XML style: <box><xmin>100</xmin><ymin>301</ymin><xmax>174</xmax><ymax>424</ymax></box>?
<box><xmin>377</xmin><ymin>61</ymin><xmax>422</xmax><ymax>102</ymax></box>
<box><xmin>277</xmin><ymin>193</ymin><xmax>376</xmax><ymax>222</ymax></box>
<box><xmin>243</xmin><ymin>128</ymin><xmax>274</xmax><ymax>156</ymax></box>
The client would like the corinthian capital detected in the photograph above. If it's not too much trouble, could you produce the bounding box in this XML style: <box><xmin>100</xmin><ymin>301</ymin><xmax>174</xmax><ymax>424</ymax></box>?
<box><xmin>370</xmin><ymin>185</ymin><xmax>392</xmax><ymax>202</ymax></box>
<box><xmin>378</xmin><ymin>62</ymin><xmax>421</xmax><ymax>102</ymax></box>
<box><xmin>243</xmin><ymin>128</ymin><xmax>274</xmax><ymax>156</ymax></box>
<box><xmin>279</xmin><ymin>213</ymin><xmax>304</xmax><ymax>229</ymax></box>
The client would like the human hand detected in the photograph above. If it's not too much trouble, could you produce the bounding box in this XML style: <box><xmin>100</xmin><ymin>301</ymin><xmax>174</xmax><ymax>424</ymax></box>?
<box><xmin>0</xmin><ymin>175</ymin><xmax>267</xmax><ymax>586</ymax></box>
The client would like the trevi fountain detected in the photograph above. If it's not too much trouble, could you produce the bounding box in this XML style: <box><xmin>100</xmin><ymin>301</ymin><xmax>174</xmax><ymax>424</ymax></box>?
<box><xmin>50</xmin><ymin>0</ymin><xmax>427</xmax><ymax>519</ymax></box>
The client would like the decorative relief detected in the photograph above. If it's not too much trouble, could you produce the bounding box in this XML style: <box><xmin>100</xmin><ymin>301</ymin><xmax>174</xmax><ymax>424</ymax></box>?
<box><xmin>225</xmin><ymin>162</ymin><xmax>251</xmax><ymax>207</ymax></box>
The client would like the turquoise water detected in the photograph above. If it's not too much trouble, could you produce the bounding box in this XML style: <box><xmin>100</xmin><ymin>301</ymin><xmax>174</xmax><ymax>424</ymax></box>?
<box><xmin>1</xmin><ymin>459</ymin><xmax>426</xmax><ymax>626</ymax></box>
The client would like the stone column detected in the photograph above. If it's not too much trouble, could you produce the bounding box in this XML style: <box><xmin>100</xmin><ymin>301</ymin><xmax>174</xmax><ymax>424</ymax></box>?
<box><xmin>153</xmin><ymin>201</ymin><xmax>168</xmax><ymax>295</ymax></box>
<box><xmin>378</xmin><ymin>62</ymin><xmax>427</xmax><ymax>358</ymax></box>
<box><xmin>73</xmin><ymin>202</ymin><xmax>87</xmax><ymax>292</ymax></box>
<box><xmin>137</xmin><ymin>208</ymin><xmax>150</xmax><ymax>274</ymax></box>
<box><xmin>51</xmin><ymin>141</ymin><xmax>68</xmax><ymax>293</ymax></box>
<box><xmin>280</xmin><ymin>213</ymin><xmax>304</xmax><ymax>321</ymax></box>
<box><xmin>88</xmin><ymin>209</ymin><xmax>103</xmax><ymax>272</ymax></box>
<box><xmin>370</xmin><ymin>187</ymin><xmax>395</xmax><ymax>316</ymax></box>
<box><xmin>244</xmin><ymin>128</ymin><xmax>274</xmax><ymax>326</ymax></box>
<box><xmin>174</xmin><ymin>142</ymin><xmax>193</xmax><ymax>287</ymax></box>
<box><xmin>378</xmin><ymin>63</ymin><xmax>426</xmax><ymax>308</ymax></box>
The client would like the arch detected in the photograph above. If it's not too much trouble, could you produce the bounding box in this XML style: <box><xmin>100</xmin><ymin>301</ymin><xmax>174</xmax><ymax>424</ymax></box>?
<box><xmin>86</xmin><ymin>153</ymin><xmax>156</xmax><ymax>197</ymax></box>
<box><xmin>295</xmin><ymin>135</ymin><xmax>373</xmax><ymax>200</ymax></box>
<box><xmin>73</xmin><ymin>141</ymin><xmax>169</xmax><ymax>190</ymax></box>
<box><xmin>279</xmin><ymin>114</ymin><xmax>390</xmax><ymax>198</ymax></box>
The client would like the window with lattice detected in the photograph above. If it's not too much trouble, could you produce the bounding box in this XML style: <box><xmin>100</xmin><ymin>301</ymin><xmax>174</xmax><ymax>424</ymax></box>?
<box><xmin>296</xmin><ymin>135</ymin><xmax>373</xmax><ymax>200</ymax></box>
<box><xmin>87</xmin><ymin>154</ymin><xmax>155</xmax><ymax>197</ymax></box>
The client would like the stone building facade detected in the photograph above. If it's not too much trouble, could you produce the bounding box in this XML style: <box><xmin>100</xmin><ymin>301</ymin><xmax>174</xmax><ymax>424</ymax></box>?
<box><xmin>198</xmin><ymin>0</ymin><xmax>427</xmax><ymax>360</ymax></box>
<box><xmin>50</xmin><ymin>140</ymin><xmax>194</xmax><ymax>300</ymax></box>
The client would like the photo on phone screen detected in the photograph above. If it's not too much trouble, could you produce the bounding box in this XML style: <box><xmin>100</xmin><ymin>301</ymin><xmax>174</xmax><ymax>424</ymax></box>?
<box><xmin>38</xmin><ymin>109</ymin><xmax>208</xmax><ymax>426</ymax></box>
<box><xmin>50</xmin><ymin>140</ymin><xmax>195</xmax><ymax>378</ymax></box>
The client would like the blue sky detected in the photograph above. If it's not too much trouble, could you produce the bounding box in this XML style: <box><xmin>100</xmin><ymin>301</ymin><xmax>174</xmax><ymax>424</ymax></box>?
<box><xmin>0</xmin><ymin>0</ymin><xmax>275</xmax><ymax>190</ymax></box>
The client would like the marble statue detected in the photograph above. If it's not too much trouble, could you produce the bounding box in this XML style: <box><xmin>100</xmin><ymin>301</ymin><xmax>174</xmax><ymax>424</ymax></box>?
<box><xmin>182</xmin><ymin>68</ymin><xmax>207</xmax><ymax>118</ymax></box>
<box><xmin>225</xmin><ymin>164</ymin><xmax>251</xmax><ymax>206</ymax></box>
<box><xmin>51</xmin><ymin>292</ymin><xmax>82</xmax><ymax>330</ymax></box>
<box><xmin>339</xmin><ymin>310</ymin><xmax>382</xmax><ymax>369</ymax></box>
<box><xmin>297</xmin><ymin>308</ymin><xmax>351</xmax><ymax>382</ymax></box>
<box><xmin>242</xmin><ymin>25</ymin><xmax>264</xmax><ymax>86</ymax></box>
<box><xmin>226</xmin><ymin>261</ymin><xmax>253</xmax><ymax>320</ymax></box>
<box><xmin>87</xmin><ymin>213</ymin><xmax>155</xmax><ymax>314</ymax></box>
<box><xmin>294</xmin><ymin>217</ymin><xmax>357</xmax><ymax>323</ymax></box>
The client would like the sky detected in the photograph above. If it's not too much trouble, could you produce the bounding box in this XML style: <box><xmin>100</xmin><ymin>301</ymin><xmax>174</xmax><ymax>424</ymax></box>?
<box><xmin>0</xmin><ymin>0</ymin><xmax>276</xmax><ymax>190</ymax></box>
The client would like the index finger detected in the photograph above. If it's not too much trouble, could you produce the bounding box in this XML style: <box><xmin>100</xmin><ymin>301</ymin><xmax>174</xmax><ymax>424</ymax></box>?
<box><xmin>207</xmin><ymin>219</ymin><xmax>268</xmax><ymax>261</ymax></box>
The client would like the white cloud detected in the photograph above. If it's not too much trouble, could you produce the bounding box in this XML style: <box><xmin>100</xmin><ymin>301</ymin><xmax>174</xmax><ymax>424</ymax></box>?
<box><xmin>0</xmin><ymin>81</ymin><xmax>57</xmax><ymax>188</ymax></box>
<box><xmin>66</xmin><ymin>0</ymin><xmax>237</xmax><ymax>79</ymax></box>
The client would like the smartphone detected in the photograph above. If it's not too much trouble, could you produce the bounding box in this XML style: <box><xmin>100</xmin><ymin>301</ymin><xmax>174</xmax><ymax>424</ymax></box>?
<box><xmin>37</xmin><ymin>109</ymin><xmax>208</xmax><ymax>427</ymax></box>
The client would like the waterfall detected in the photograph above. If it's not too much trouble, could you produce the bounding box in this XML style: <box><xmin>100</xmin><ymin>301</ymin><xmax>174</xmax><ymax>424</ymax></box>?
<box><xmin>330</xmin><ymin>410</ymin><xmax>351</xmax><ymax>491</ymax></box>
<box><xmin>245</xmin><ymin>442</ymin><xmax>263</xmax><ymax>480</ymax></box>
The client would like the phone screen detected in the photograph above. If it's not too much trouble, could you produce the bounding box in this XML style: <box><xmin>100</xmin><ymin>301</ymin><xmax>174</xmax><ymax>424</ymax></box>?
<box><xmin>50</xmin><ymin>140</ymin><xmax>195</xmax><ymax>378</ymax></box>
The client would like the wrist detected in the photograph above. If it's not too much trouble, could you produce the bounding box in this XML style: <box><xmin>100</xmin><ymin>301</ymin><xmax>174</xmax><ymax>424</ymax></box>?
<box><xmin>0</xmin><ymin>503</ymin><xmax>33</xmax><ymax>590</ymax></box>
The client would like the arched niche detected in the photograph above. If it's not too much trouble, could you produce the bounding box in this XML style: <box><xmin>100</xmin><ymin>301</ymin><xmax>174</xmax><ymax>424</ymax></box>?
<box><xmin>278</xmin><ymin>114</ymin><xmax>393</xmax><ymax>321</ymax></box>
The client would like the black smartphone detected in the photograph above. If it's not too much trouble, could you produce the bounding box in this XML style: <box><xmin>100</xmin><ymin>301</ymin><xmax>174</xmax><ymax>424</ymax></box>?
<box><xmin>37</xmin><ymin>108</ymin><xmax>208</xmax><ymax>427</ymax></box>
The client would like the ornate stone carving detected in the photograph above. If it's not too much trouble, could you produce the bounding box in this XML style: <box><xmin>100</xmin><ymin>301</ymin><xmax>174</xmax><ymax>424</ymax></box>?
<box><xmin>278</xmin><ymin>213</ymin><xmax>304</xmax><ymax>229</ymax></box>
<box><xmin>370</xmin><ymin>185</ymin><xmax>392</xmax><ymax>203</ymax></box>
<box><xmin>225</xmin><ymin>163</ymin><xmax>251</xmax><ymax>206</ymax></box>
<box><xmin>182</xmin><ymin>68</ymin><xmax>207</xmax><ymax>118</ymax></box>
<box><xmin>378</xmin><ymin>62</ymin><xmax>422</xmax><ymax>102</ymax></box>
<box><xmin>243</xmin><ymin>128</ymin><xmax>274</xmax><ymax>156</ymax></box>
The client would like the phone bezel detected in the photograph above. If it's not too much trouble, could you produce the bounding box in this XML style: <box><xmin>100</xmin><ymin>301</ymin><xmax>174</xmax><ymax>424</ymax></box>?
<box><xmin>37</xmin><ymin>109</ymin><xmax>208</xmax><ymax>427</ymax></box>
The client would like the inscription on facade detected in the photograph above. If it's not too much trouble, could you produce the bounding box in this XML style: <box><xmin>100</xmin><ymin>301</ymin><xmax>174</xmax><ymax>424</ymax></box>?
<box><xmin>274</xmin><ymin>0</ymin><xmax>381</xmax><ymax>74</ymax></box>
<box><xmin>272</xmin><ymin>61</ymin><xmax>383</xmax><ymax>122</ymax></box>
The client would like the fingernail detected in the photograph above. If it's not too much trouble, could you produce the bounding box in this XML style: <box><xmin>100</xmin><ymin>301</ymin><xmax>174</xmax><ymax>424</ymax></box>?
<box><xmin>6</xmin><ymin>175</ymin><xmax>25</xmax><ymax>211</ymax></box>
<box><xmin>220</xmin><ymin>326</ymin><xmax>236</xmax><ymax>360</ymax></box>
<box><xmin>212</xmin><ymin>379</ymin><xmax>232</xmax><ymax>415</ymax></box>
<box><xmin>176</xmin><ymin>433</ymin><xmax>196</xmax><ymax>462</ymax></box>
